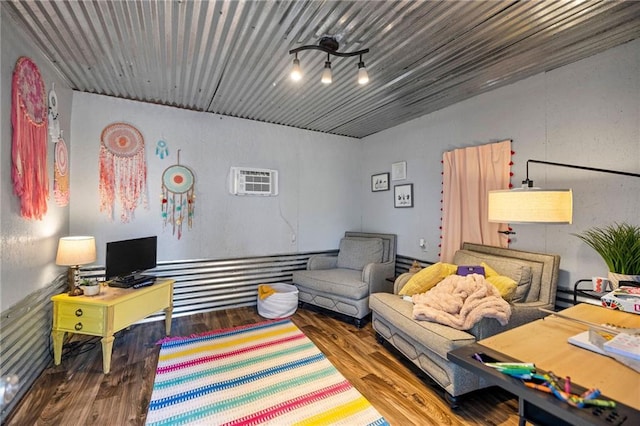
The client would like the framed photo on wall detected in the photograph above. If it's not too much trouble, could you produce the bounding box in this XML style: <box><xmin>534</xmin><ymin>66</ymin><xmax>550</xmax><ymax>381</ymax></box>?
<box><xmin>371</xmin><ymin>172</ymin><xmax>390</xmax><ymax>192</ymax></box>
<box><xmin>391</xmin><ymin>161</ymin><xmax>407</xmax><ymax>181</ymax></box>
<box><xmin>394</xmin><ymin>183</ymin><xmax>413</xmax><ymax>208</ymax></box>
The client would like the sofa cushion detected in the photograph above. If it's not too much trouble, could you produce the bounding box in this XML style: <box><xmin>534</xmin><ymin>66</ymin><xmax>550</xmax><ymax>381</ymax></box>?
<box><xmin>293</xmin><ymin>268</ymin><xmax>368</xmax><ymax>299</ymax></box>
<box><xmin>454</xmin><ymin>250</ymin><xmax>532</xmax><ymax>302</ymax></box>
<box><xmin>336</xmin><ymin>237</ymin><xmax>384</xmax><ymax>270</ymax></box>
<box><xmin>369</xmin><ymin>293</ymin><xmax>476</xmax><ymax>359</ymax></box>
<box><xmin>398</xmin><ymin>262</ymin><xmax>457</xmax><ymax>296</ymax></box>
<box><xmin>482</xmin><ymin>262</ymin><xmax>517</xmax><ymax>301</ymax></box>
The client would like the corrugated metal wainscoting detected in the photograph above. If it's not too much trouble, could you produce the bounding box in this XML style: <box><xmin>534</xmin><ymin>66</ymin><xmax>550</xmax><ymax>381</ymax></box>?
<box><xmin>0</xmin><ymin>275</ymin><xmax>67</xmax><ymax>422</ymax></box>
<box><xmin>0</xmin><ymin>250</ymin><xmax>334</xmax><ymax>421</ymax></box>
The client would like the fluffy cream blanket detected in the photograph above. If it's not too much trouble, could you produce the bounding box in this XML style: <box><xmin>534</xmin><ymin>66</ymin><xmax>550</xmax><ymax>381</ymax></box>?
<box><xmin>412</xmin><ymin>274</ymin><xmax>511</xmax><ymax>330</ymax></box>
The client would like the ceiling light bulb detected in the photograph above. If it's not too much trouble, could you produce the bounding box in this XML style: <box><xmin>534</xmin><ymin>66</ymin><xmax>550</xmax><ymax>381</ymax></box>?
<box><xmin>290</xmin><ymin>57</ymin><xmax>302</xmax><ymax>81</ymax></box>
<box><xmin>357</xmin><ymin>61</ymin><xmax>369</xmax><ymax>85</ymax></box>
<box><xmin>321</xmin><ymin>60</ymin><xmax>332</xmax><ymax>84</ymax></box>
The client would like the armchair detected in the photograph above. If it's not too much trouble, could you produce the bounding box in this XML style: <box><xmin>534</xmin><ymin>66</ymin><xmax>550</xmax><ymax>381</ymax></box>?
<box><xmin>293</xmin><ymin>232</ymin><xmax>397</xmax><ymax>327</ymax></box>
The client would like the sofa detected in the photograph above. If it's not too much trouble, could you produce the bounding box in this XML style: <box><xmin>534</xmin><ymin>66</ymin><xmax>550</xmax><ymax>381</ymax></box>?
<box><xmin>293</xmin><ymin>232</ymin><xmax>396</xmax><ymax>327</ymax></box>
<box><xmin>369</xmin><ymin>242</ymin><xmax>560</xmax><ymax>406</ymax></box>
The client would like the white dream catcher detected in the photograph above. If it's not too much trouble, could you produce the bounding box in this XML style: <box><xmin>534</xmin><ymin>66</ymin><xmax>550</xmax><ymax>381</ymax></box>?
<box><xmin>161</xmin><ymin>150</ymin><xmax>195</xmax><ymax>239</ymax></box>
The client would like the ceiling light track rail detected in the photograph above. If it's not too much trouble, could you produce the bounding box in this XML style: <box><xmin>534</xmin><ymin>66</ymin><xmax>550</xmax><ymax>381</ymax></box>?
<box><xmin>288</xmin><ymin>45</ymin><xmax>369</xmax><ymax>57</ymax></box>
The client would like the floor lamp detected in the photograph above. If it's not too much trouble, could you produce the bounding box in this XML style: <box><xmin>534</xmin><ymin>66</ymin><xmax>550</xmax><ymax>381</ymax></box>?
<box><xmin>488</xmin><ymin>160</ymin><xmax>640</xmax><ymax>226</ymax></box>
<box><xmin>55</xmin><ymin>236</ymin><xmax>96</xmax><ymax>296</ymax></box>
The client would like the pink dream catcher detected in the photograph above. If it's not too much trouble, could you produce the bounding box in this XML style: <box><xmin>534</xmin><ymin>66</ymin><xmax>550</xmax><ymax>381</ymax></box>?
<box><xmin>161</xmin><ymin>150</ymin><xmax>195</xmax><ymax>239</ymax></box>
<box><xmin>11</xmin><ymin>56</ymin><xmax>49</xmax><ymax>220</ymax></box>
<box><xmin>99</xmin><ymin>122</ymin><xmax>148</xmax><ymax>222</ymax></box>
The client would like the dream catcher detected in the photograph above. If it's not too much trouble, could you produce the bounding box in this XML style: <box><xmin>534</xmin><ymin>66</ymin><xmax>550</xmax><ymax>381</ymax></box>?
<box><xmin>99</xmin><ymin>122</ymin><xmax>148</xmax><ymax>222</ymax></box>
<box><xmin>161</xmin><ymin>150</ymin><xmax>195</xmax><ymax>239</ymax></box>
<box><xmin>48</xmin><ymin>84</ymin><xmax>61</xmax><ymax>141</ymax></box>
<box><xmin>156</xmin><ymin>139</ymin><xmax>169</xmax><ymax>159</ymax></box>
<box><xmin>48</xmin><ymin>85</ymin><xmax>69</xmax><ymax>206</ymax></box>
<box><xmin>53</xmin><ymin>135</ymin><xmax>69</xmax><ymax>206</ymax></box>
<box><xmin>11</xmin><ymin>56</ymin><xmax>49</xmax><ymax>220</ymax></box>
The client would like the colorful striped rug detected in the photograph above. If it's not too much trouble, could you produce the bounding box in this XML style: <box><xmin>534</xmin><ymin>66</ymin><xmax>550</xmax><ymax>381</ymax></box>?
<box><xmin>146</xmin><ymin>318</ymin><xmax>388</xmax><ymax>426</ymax></box>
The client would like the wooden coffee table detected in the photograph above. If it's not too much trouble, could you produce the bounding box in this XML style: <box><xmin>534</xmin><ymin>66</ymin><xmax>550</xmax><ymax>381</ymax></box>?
<box><xmin>448</xmin><ymin>304</ymin><xmax>640</xmax><ymax>425</ymax></box>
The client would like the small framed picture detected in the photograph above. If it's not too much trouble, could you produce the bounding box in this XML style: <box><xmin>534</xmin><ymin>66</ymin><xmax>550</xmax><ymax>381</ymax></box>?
<box><xmin>391</xmin><ymin>161</ymin><xmax>407</xmax><ymax>181</ymax></box>
<box><xmin>394</xmin><ymin>183</ymin><xmax>413</xmax><ymax>208</ymax></box>
<box><xmin>371</xmin><ymin>172</ymin><xmax>390</xmax><ymax>192</ymax></box>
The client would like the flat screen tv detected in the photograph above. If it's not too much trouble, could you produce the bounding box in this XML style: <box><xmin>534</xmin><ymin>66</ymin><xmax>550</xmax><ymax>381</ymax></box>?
<box><xmin>105</xmin><ymin>236</ymin><xmax>157</xmax><ymax>282</ymax></box>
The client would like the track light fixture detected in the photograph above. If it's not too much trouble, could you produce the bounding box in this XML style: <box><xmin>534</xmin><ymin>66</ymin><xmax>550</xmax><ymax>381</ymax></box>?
<box><xmin>289</xmin><ymin>36</ymin><xmax>369</xmax><ymax>85</ymax></box>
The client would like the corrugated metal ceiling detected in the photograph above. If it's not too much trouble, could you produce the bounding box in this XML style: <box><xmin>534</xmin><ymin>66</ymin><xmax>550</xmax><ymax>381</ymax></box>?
<box><xmin>4</xmin><ymin>0</ymin><xmax>640</xmax><ymax>138</ymax></box>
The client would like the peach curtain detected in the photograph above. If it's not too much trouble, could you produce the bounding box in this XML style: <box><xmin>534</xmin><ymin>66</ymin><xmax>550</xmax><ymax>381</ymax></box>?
<box><xmin>440</xmin><ymin>140</ymin><xmax>512</xmax><ymax>262</ymax></box>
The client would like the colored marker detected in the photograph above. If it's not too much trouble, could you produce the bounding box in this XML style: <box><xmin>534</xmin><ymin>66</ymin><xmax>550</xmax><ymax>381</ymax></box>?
<box><xmin>524</xmin><ymin>382</ymin><xmax>552</xmax><ymax>394</ymax></box>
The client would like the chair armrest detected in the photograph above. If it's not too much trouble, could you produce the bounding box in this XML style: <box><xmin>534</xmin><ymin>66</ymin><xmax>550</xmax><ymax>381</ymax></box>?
<box><xmin>364</xmin><ymin>261</ymin><xmax>395</xmax><ymax>294</ymax></box>
<box><xmin>506</xmin><ymin>301</ymin><xmax>554</xmax><ymax>329</ymax></box>
<box><xmin>307</xmin><ymin>255</ymin><xmax>338</xmax><ymax>270</ymax></box>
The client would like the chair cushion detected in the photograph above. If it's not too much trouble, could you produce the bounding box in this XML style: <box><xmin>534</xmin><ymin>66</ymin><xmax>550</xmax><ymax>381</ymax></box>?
<box><xmin>398</xmin><ymin>262</ymin><xmax>457</xmax><ymax>296</ymax></box>
<box><xmin>293</xmin><ymin>269</ymin><xmax>369</xmax><ymax>299</ymax></box>
<box><xmin>336</xmin><ymin>237</ymin><xmax>384</xmax><ymax>270</ymax></box>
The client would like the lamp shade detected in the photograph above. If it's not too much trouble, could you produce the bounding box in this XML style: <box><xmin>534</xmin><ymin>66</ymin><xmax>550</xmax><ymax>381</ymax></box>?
<box><xmin>321</xmin><ymin>61</ymin><xmax>332</xmax><ymax>84</ymax></box>
<box><xmin>357</xmin><ymin>62</ymin><xmax>369</xmax><ymax>85</ymax></box>
<box><xmin>290</xmin><ymin>58</ymin><xmax>302</xmax><ymax>81</ymax></box>
<box><xmin>55</xmin><ymin>236</ymin><xmax>97</xmax><ymax>266</ymax></box>
<box><xmin>488</xmin><ymin>189</ymin><xmax>573</xmax><ymax>224</ymax></box>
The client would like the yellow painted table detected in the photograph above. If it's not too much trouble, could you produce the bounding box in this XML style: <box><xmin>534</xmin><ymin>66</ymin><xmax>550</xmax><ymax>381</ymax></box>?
<box><xmin>51</xmin><ymin>279</ymin><xmax>174</xmax><ymax>374</ymax></box>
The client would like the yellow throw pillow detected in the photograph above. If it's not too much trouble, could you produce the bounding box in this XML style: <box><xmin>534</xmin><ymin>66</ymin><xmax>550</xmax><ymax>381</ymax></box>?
<box><xmin>486</xmin><ymin>275</ymin><xmax>517</xmax><ymax>301</ymax></box>
<box><xmin>398</xmin><ymin>262</ymin><xmax>457</xmax><ymax>296</ymax></box>
<box><xmin>482</xmin><ymin>262</ymin><xmax>517</xmax><ymax>301</ymax></box>
<box><xmin>481</xmin><ymin>262</ymin><xmax>499</xmax><ymax>278</ymax></box>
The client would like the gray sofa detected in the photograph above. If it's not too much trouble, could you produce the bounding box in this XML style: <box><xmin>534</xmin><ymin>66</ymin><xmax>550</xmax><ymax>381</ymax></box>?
<box><xmin>293</xmin><ymin>232</ymin><xmax>396</xmax><ymax>327</ymax></box>
<box><xmin>369</xmin><ymin>242</ymin><xmax>560</xmax><ymax>405</ymax></box>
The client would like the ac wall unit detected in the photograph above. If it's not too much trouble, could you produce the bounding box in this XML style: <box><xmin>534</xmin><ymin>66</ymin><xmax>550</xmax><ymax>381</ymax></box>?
<box><xmin>229</xmin><ymin>167</ymin><xmax>278</xmax><ymax>196</ymax></box>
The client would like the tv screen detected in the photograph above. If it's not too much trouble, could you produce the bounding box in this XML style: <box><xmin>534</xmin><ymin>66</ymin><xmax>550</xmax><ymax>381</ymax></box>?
<box><xmin>105</xmin><ymin>236</ymin><xmax>157</xmax><ymax>281</ymax></box>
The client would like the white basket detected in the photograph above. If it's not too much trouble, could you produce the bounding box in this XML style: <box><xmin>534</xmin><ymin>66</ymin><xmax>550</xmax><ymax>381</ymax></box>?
<box><xmin>257</xmin><ymin>283</ymin><xmax>299</xmax><ymax>319</ymax></box>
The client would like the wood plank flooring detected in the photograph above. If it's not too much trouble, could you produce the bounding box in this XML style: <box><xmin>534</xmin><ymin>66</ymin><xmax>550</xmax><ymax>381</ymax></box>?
<box><xmin>6</xmin><ymin>306</ymin><xmax>519</xmax><ymax>425</ymax></box>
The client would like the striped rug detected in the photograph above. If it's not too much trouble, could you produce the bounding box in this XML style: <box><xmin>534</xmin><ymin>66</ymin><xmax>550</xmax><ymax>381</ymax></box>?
<box><xmin>146</xmin><ymin>318</ymin><xmax>388</xmax><ymax>426</ymax></box>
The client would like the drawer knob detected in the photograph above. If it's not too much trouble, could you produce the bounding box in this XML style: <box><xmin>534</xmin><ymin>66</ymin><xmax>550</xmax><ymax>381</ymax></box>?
<box><xmin>75</xmin><ymin>322</ymin><xmax>83</xmax><ymax>331</ymax></box>
<box><xmin>75</xmin><ymin>309</ymin><xmax>83</xmax><ymax>317</ymax></box>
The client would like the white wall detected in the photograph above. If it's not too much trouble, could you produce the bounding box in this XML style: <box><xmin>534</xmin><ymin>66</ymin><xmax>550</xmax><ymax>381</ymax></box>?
<box><xmin>362</xmin><ymin>39</ymin><xmax>640</xmax><ymax>290</ymax></box>
<box><xmin>69</xmin><ymin>93</ymin><xmax>362</xmax><ymax>265</ymax></box>
<box><xmin>0</xmin><ymin>11</ymin><xmax>73</xmax><ymax>311</ymax></box>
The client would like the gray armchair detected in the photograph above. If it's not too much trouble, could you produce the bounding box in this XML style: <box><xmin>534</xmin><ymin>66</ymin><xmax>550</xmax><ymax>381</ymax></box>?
<box><xmin>292</xmin><ymin>232</ymin><xmax>396</xmax><ymax>327</ymax></box>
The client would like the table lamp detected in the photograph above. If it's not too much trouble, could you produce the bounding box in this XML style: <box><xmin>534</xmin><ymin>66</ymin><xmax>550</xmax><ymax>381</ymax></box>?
<box><xmin>55</xmin><ymin>236</ymin><xmax>96</xmax><ymax>296</ymax></box>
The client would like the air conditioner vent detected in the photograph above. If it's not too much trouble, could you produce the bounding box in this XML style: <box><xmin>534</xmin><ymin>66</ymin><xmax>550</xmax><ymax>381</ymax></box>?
<box><xmin>229</xmin><ymin>167</ymin><xmax>278</xmax><ymax>196</ymax></box>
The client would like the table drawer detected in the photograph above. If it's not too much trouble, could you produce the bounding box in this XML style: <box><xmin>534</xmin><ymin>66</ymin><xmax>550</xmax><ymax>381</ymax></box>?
<box><xmin>57</xmin><ymin>315</ymin><xmax>104</xmax><ymax>334</ymax></box>
<box><xmin>55</xmin><ymin>303</ymin><xmax>105</xmax><ymax>334</ymax></box>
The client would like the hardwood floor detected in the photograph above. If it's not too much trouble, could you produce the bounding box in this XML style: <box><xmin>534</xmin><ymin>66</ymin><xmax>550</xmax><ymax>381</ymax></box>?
<box><xmin>7</xmin><ymin>306</ymin><xmax>519</xmax><ymax>425</ymax></box>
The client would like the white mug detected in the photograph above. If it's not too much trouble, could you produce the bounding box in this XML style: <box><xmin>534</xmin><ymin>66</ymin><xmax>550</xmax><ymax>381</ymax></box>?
<box><xmin>591</xmin><ymin>276</ymin><xmax>609</xmax><ymax>292</ymax></box>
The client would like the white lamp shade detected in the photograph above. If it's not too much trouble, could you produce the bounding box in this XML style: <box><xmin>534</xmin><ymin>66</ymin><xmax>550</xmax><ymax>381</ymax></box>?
<box><xmin>290</xmin><ymin>58</ymin><xmax>302</xmax><ymax>81</ymax></box>
<box><xmin>321</xmin><ymin>62</ymin><xmax>332</xmax><ymax>84</ymax></box>
<box><xmin>56</xmin><ymin>236</ymin><xmax>97</xmax><ymax>266</ymax></box>
<box><xmin>488</xmin><ymin>189</ymin><xmax>573</xmax><ymax>224</ymax></box>
<box><xmin>357</xmin><ymin>66</ymin><xmax>369</xmax><ymax>85</ymax></box>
